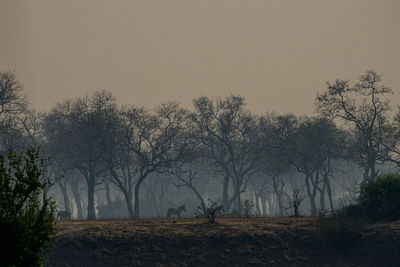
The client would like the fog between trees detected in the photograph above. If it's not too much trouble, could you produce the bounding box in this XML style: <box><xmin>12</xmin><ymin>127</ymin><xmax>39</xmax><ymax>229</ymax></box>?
<box><xmin>1</xmin><ymin>70</ymin><xmax>398</xmax><ymax>219</ymax></box>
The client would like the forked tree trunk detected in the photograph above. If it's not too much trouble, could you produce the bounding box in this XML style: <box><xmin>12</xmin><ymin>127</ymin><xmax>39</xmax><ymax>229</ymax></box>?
<box><xmin>70</xmin><ymin>178</ymin><xmax>83</xmax><ymax>219</ymax></box>
<box><xmin>123</xmin><ymin>190</ymin><xmax>134</xmax><ymax>218</ymax></box>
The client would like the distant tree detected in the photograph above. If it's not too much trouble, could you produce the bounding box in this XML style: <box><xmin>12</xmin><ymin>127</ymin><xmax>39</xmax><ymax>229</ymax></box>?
<box><xmin>172</xmin><ymin>164</ymin><xmax>208</xmax><ymax>215</ymax></box>
<box><xmin>21</xmin><ymin>109</ymin><xmax>46</xmax><ymax>148</ymax></box>
<box><xmin>143</xmin><ymin>173</ymin><xmax>171</xmax><ymax>217</ymax></box>
<box><xmin>0</xmin><ymin>148</ymin><xmax>56</xmax><ymax>266</ymax></box>
<box><xmin>44</xmin><ymin>90</ymin><xmax>118</xmax><ymax>219</ymax></box>
<box><xmin>0</xmin><ymin>71</ymin><xmax>28</xmax><ymax>152</ymax></box>
<box><xmin>191</xmin><ymin>95</ymin><xmax>261</xmax><ymax>213</ymax></box>
<box><xmin>279</xmin><ymin>115</ymin><xmax>344</xmax><ymax>216</ymax></box>
<box><xmin>374</xmin><ymin>107</ymin><xmax>400</xmax><ymax>173</ymax></box>
<box><xmin>0</xmin><ymin>70</ymin><xmax>27</xmax><ymax>118</ymax></box>
<box><xmin>258</xmin><ymin>113</ymin><xmax>292</xmax><ymax>216</ymax></box>
<box><xmin>316</xmin><ymin>70</ymin><xmax>392</xmax><ymax>180</ymax></box>
<box><xmin>106</xmin><ymin>103</ymin><xmax>190</xmax><ymax>218</ymax></box>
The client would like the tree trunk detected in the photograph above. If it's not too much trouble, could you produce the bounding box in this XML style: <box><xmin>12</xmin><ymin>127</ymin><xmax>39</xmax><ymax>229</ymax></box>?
<box><xmin>151</xmin><ymin>191</ymin><xmax>160</xmax><ymax>217</ymax></box>
<box><xmin>87</xmin><ymin>174</ymin><xmax>96</xmax><ymax>219</ymax></box>
<box><xmin>319</xmin><ymin>183</ymin><xmax>326</xmax><ymax>212</ymax></box>
<box><xmin>134</xmin><ymin>176</ymin><xmax>145</xmax><ymax>218</ymax></box>
<box><xmin>187</xmin><ymin>184</ymin><xmax>206</xmax><ymax>215</ymax></box>
<box><xmin>260</xmin><ymin>194</ymin><xmax>267</xmax><ymax>216</ymax></box>
<box><xmin>272</xmin><ymin>174</ymin><xmax>285</xmax><ymax>216</ymax></box>
<box><xmin>234</xmin><ymin>180</ymin><xmax>242</xmax><ymax>213</ymax></box>
<box><xmin>58</xmin><ymin>179</ymin><xmax>71</xmax><ymax>213</ymax></box>
<box><xmin>70</xmin><ymin>178</ymin><xmax>83</xmax><ymax>219</ymax></box>
<box><xmin>123</xmin><ymin>190</ymin><xmax>134</xmax><ymax>218</ymax></box>
<box><xmin>305</xmin><ymin>173</ymin><xmax>317</xmax><ymax>216</ymax></box>
<box><xmin>325</xmin><ymin>177</ymin><xmax>334</xmax><ymax>212</ymax></box>
<box><xmin>104</xmin><ymin>181</ymin><xmax>112</xmax><ymax>205</ymax></box>
<box><xmin>222</xmin><ymin>176</ymin><xmax>230</xmax><ymax>211</ymax></box>
<box><xmin>254</xmin><ymin>192</ymin><xmax>261</xmax><ymax>216</ymax></box>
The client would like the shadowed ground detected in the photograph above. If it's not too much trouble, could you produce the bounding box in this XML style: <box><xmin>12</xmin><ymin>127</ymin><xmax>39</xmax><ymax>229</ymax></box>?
<box><xmin>45</xmin><ymin>217</ymin><xmax>400</xmax><ymax>266</ymax></box>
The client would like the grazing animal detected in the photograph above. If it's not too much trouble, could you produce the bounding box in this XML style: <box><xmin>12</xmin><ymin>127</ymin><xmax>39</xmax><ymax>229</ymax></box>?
<box><xmin>57</xmin><ymin>211</ymin><xmax>71</xmax><ymax>220</ymax></box>
<box><xmin>167</xmin><ymin>205</ymin><xmax>186</xmax><ymax>218</ymax></box>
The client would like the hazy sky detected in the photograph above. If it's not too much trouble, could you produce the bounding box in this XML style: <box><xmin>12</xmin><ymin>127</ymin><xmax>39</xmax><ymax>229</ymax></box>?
<box><xmin>1</xmin><ymin>0</ymin><xmax>399</xmax><ymax>114</ymax></box>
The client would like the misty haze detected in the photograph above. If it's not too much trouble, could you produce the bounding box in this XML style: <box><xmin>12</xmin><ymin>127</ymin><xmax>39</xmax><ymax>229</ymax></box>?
<box><xmin>1</xmin><ymin>1</ymin><xmax>399</xmax><ymax>266</ymax></box>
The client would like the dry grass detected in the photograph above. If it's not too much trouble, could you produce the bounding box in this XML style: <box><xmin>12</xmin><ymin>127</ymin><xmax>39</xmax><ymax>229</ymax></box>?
<box><xmin>45</xmin><ymin>217</ymin><xmax>400</xmax><ymax>266</ymax></box>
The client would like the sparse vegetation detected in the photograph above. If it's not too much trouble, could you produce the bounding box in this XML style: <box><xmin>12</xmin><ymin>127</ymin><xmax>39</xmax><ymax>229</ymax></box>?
<box><xmin>195</xmin><ymin>199</ymin><xmax>224</xmax><ymax>223</ymax></box>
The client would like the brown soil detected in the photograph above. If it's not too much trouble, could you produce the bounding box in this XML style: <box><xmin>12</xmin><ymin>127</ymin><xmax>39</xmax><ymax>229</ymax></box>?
<box><xmin>45</xmin><ymin>217</ymin><xmax>400</xmax><ymax>266</ymax></box>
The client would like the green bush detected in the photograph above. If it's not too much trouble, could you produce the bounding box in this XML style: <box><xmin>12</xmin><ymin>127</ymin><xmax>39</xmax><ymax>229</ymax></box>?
<box><xmin>359</xmin><ymin>173</ymin><xmax>400</xmax><ymax>221</ymax></box>
<box><xmin>0</xmin><ymin>148</ymin><xmax>57</xmax><ymax>266</ymax></box>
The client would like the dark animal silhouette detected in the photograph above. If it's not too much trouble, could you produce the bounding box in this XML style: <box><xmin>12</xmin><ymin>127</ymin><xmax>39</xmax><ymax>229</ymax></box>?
<box><xmin>167</xmin><ymin>205</ymin><xmax>186</xmax><ymax>218</ymax></box>
<box><xmin>57</xmin><ymin>211</ymin><xmax>71</xmax><ymax>220</ymax></box>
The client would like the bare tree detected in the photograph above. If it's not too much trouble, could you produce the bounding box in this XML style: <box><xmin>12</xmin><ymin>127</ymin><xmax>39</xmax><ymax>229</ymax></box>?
<box><xmin>278</xmin><ymin>115</ymin><xmax>343</xmax><ymax>216</ymax></box>
<box><xmin>143</xmin><ymin>174</ymin><xmax>170</xmax><ymax>217</ymax></box>
<box><xmin>172</xmin><ymin>164</ymin><xmax>208</xmax><ymax>215</ymax></box>
<box><xmin>0</xmin><ymin>71</ymin><xmax>27</xmax><ymax>118</ymax></box>
<box><xmin>316</xmin><ymin>70</ymin><xmax>392</xmax><ymax>180</ymax></box>
<box><xmin>0</xmin><ymin>71</ymin><xmax>28</xmax><ymax>152</ymax></box>
<box><xmin>191</xmin><ymin>95</ymin><xmax>261</xmax><ymax>213</ymax></box>
<box><xmin>106</xmin><ymin>103</ymin><xmax>190</xmax><ymax>218</ymax></box>
<box><xmin>44</xmin><ymin>90</ymin><xmax>118</xmax><ymax>219</ymax></box>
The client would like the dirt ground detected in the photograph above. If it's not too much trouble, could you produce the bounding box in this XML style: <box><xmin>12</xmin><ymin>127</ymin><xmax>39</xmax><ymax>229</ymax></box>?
<box><xmin>45</xmin><ymin>217</ymin><xmax>400</xmax><ymax>266</ymax></box>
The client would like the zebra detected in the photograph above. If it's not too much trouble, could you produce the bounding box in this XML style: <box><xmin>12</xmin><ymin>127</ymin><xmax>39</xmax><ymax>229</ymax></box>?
<box><xmin>57</xmin><ymin>211</ymin><xmax>71</xmax><ymax>220</ymax></box>
<box><xmin>167</xmin><ymin>205</ymin><xmax>186</xmax><ymax>218</ymax></box>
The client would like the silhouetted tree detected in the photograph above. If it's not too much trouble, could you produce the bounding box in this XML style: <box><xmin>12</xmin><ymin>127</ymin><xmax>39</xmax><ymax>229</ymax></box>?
<box><xmin>106</xmin><ymin>103</ymin><xmax>190</xmax><ymax>218</ymax></box>
<box><xmin>45</xmin><ymin>90</ymin><xmax>118</xmax><ymax>219</ymax></box>
<box><xmin>316</xmin><ymin>70</ymin><xmax>392</xmax><ymax>180</ymax></box>
<box><xmin>279</xmin><ymin>115</ymin><xmax>343</xmax><ymax>216</ymax></box>
<box><xmin>191</xmin><ymin>95</ymin><xmax>261</xmax><ymax>212</ymax></box>
<box><xmin>0</xmin><ymin>71</ymin><xmax>28</xmax><ymax>152</ymax></box>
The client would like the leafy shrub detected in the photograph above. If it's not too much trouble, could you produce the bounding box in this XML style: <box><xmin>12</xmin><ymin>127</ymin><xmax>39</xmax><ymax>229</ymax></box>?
<box><xmin>0</xmin><ymin>148</ymin><xmax>57</xmax><ymax>266</ymax></box>
<box><xmin>358</xmin><ymin>173</ymin><xmax>400</xmax><ymax>221</ymax></box>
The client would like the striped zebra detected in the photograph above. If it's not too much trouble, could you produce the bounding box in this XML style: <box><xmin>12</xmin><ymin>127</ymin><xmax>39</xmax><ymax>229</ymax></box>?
<box><xmin>167</xmin><ymin>205</ymin><xmax>186</xmax><ymax>218</ymax></box>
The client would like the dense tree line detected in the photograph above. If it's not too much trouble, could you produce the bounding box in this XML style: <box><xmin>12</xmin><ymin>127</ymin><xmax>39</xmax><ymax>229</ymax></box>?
<box><xmin>1</xmin><ymin>70</ymin><xmax>399</xmax><ymax>219</ymax></box>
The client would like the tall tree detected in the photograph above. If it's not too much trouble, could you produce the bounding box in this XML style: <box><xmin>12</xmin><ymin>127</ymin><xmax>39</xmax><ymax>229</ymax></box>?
<box><xmin>278</xmin><ymin>115</ymin><xmax>343</xmax><ymax>216</ymax></box>
<box><xmin>45</xmin><ymin>90</ymin><xmax>118</xmax><ymax>219</ymax></box>
<box><xmin>191</xmin><ymin>95</ymin><xmax>261</xmax><ymax>212</ymax></box>
<box><xmin>0</xmin><ymin>71</ymin><xmax>27</xmax><ymax>118</ymax></box>
<box><xmin>0</xmin><ymin>71</ymin><xmax>28</xmax><ymax>152</ymax></box>
<box><xmin>106</xmin><ymin>103</ymin><xmax>190</xmax><ymax>218</ymax></box>
<box><xmin>316</xmin><ymin>70</ymin><xmax>392</xmax><ymax>180</ymax></box>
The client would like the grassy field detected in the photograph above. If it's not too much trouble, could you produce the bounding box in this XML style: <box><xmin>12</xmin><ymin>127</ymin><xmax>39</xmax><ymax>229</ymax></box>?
<box><xmin>45</xmin><ymin>217</ymin><xmax>400</xmax><ymax>266</ymax></box>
